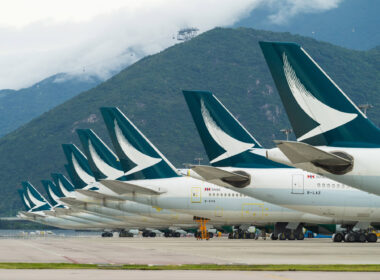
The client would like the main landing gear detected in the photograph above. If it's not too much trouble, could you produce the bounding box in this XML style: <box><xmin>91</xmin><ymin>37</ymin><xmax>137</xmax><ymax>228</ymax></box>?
<box><xmin>270</xmin><ymin>230</ymin><xmax>304</xmax><ymax>241</ymax></box>
<box><xmin>228</xmin><ymin>229</ymin><xmax>256</xmax><ymax>239</ymax></box>
<box><xmin>332</xmin><ymin>230</ymin><xmax>377</xmax><ymax>243</ymax></box>
<box><xmin>101</xmin><ymin>231</ymin><xmax>113</xmax><ymax>237</ymax></box>
<box><xmin>270</xmin><ymin>223</ymin><xmax>304</xmax><ymax>241</ymax></box>
<box><xmin>142</xmin><ymin>230</ymin><xmax>157</xmax><ymax>237</ymax></box>
<box><xmin>119</xmin><ymin>229</ymin><xmax>134</xmax><ymax>237</ymax></box>
<box><xmin>164</xmin><ymin>230</ymin><xmax>181</xmax><ymax>238</ymax></box>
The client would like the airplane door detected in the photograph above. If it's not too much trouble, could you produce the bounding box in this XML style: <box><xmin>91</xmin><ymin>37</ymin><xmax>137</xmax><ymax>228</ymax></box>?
<box><xmin>291</xmin><ymin>174</ymin><xmax>304</xmax><ymax>194</ymax></box>
<box><xmin>215</xmin><ymin>206</ymin><xmax>223</xmax><ymax>217</ymax></box>
<box><xmin>191</xmin><ymin>187</ymin><xmax>201</xmax><ymax>203</ymax></box>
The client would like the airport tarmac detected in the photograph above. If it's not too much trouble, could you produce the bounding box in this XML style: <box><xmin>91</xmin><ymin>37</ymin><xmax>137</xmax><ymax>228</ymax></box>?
<box><xmin>1</xmin><ymin>236</ymin><xmax>380</xmax><ymax>265</ymax></box>
<box><xmin>1</xmin><ymin>270</ymin><xmax>379</xmax><ymax>280</ymax></box>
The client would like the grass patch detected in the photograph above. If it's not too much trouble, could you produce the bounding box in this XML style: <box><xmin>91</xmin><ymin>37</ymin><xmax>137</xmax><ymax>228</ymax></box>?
<box><xmin>0</xmin><ymin>263</ymin><xmax>380</xmax><ymax>271</ymax></box>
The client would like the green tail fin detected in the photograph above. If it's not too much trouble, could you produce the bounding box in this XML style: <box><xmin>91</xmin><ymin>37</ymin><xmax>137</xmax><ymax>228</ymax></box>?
<box><xmin>183</xmin><ymin>90</ymin><xmax>286</xmax><ymax>168</ymax></box>
<box><xmin>259</xmin><ymin>41</ymin><xmax>380</xmax><ymax>147</ymax></box>
<box><xmin>76</xmin><ymin>129</ymin><xmax>124</xmax><ymax>180</ymax></box>
<box><xmin>100</xmin><ymin>107</ymin><xmax>179</xmax><ymax>180</ymax></box>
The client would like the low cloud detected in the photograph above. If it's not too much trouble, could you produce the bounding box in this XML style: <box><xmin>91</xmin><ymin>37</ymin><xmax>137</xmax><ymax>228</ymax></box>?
<box><xmin>264</xmin><ymin>0</ymin><xmax>343</xmax><ymax>24</ymax></box>
<box><xmin>0</xmin><ymin>0</ymin><xmax>342</xmax><ymax>89</ymax></box>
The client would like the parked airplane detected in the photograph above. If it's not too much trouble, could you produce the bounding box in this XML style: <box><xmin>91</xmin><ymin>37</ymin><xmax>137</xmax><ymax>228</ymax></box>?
<box><xmin>96</xmin><ymin>107</ymin><xmax>336</xmax><ymax>239</ymax></box>
<box><xmin>17</xmin><ymin>183</ymin><xmax>106</xmax><ymax>230</ymax></box>
<box><xmin>182</xmin><ymin>90</ymin><xmax>380</xmax><ymax>242</ymax></box>
<box><xmin>259</xmin><ymin>41</ymin><xmax>380</xmax><ymax>198</ymax></box>
<box><xmin>60</xmin><ymin>144</ymin><xmax>197</xmax><ymax>237</ymax></box>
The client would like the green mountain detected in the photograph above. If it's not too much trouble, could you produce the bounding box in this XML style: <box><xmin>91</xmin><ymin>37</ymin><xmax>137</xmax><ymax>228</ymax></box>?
<box><xmin>0</xmin><ymin>73</ymin><xmax>102</xmax><ymax>138</ymax></box>
<box><xmin>2</xmin><ymin>27</ymin><xmax>380</xmax><ymax>215</ymax></box>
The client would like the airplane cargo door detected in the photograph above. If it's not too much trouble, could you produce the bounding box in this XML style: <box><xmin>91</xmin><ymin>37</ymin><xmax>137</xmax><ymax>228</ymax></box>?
<box><xmin>291</xmin><ymin>174</ymin><xmax>304</xmax><ymax>194</ymax></box>
<box><xmin>191</xmin><ymin>187</ymin><xmax>201</xmax><ymax>203</ymax></box>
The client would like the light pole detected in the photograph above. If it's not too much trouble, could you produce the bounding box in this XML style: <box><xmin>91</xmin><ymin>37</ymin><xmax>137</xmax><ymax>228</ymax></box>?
<box><xmin>280</xmin><ymin>128</ymin><xmax>292</xmax><ymax>141</ymax></box>
<box><xmin>194</xmin><ymin>157</ymin><xmax>203</xmax><ymax>165</ymax></box>
<box><xmin>359</xmin><ymin>103</ymin><xmax>373</xmax><ymax>116</ymax></box>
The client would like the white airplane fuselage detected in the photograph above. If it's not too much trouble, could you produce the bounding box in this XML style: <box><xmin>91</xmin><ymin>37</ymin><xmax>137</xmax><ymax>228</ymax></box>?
<box><xmin>71</xmin><ymin>184</ymin><xmax>197</xmax><ymax>228</ymax></box>
<box><xmin>212</xmin><ymin>166</ymin><xmax>380</xmax><ymax>224</ymax></box>
<box><xmin>20</xmin><ymin>211</ymin><xmax>103</xmax><ymax>230</ymax></box>
<box><xmin>267</xmin><ymin>146</ymin><xmax>380</xmax><ymax>197</ymax></box>
<box><xmin>102</xmin><ymin>176</ymin><xmax>335</xmax><ymax>226</ymax></box>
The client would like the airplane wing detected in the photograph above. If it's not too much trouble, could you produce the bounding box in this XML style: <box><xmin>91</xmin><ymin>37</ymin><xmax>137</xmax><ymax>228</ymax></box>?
<box><xmin>100</xmin><ymin>180</ymin><xmax>166</xmax><ymax>195</ymax></box>
<box><xmin>191</xmin><ymin>165</ymin><xmax>250</xmax><ymax>188</ymax></box>
<box><xmin>59</xmin><ymin>197</ymin><xmax>85</xmax><ymax>206</ymax></box>
<box><xmin>19</xmin><ymin>211</ymin><xmax>42</xmax><ymax>218</ymax></box>
<box><xmin>275</xmin><ymin>141</ymin><xmax>353</xmax><ymax>174</ymax></box>
<box><xmin>75</xmin><ymin>189</ymin><xmax>124</xmax><ymax>201</ymax></box>
<box><xmin>53</xmin><ymin>208</ymin><xmax>72</xmax><ymax>215</ymax></box>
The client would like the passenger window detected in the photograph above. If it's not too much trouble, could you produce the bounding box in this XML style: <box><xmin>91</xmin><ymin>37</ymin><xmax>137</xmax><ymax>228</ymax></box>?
<box><xmin>322</xmin><ymin>183</ymin><xmax>325</xmax><ymax>187</ymax></box>
<box><xmin>317</xmin><ymin>183</ymin><xmax>320</xmax><ymax>188</ymax></box>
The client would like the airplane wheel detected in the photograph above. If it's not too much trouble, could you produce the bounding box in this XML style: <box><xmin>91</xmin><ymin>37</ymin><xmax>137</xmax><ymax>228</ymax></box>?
<box><xmin>278</xmin><ymin>232</ymin><xmax>286</xmax><ymax>240</ymax></box>
<box><xmin>164</xmin><ymin>232</ymin><xmax>170</xmax><ymax>238</ymax></box>
<box><xmin>208</xmin><ymin>232</ymin><xmax>214</xmax><ymax>239</ymax></box>
<box><xmin>366</xmin><ymin>233</ymin><xmax>378</xmax><ymax>243</ymax></box>
<box><xmin>287</xmin><ymin>232</ymin><xmax>295</xmax><ymax>240</ymax></box>
<box><xmin>270</xmin><ymin>233</ymin><xmax>278</xmax><ymax>240</ymax></box>
<box><xmin>142</xmin><ymin>231</ymin><xmax>149</xmax><ymax>237</ymax></box>
<box><xmin>332</xmin><ymin>233</ymin><xmax>343</xmax><ymax>242</ymax></box>
<box><xmin>149</xmin><ymin>232</ymin><xmax>156</xmax><ymax>237</ymax></box>
<box><xmin>345</xmin><ymin>233</ymin><xmax>356</xmax><ymax>242</ymax></box>
<box><xmin>174</xmin><ymin>232</ymin><xmax>180</xmax><ymax>238</ymax></box>
<box><xmin>228</xmin><ymin>233</ymin><xmax>233</xmax><ymax>239</ymax></box>
<box><xmin>296</xmin><ymin>232</ymin><xmax>304</xmax><ymax>240</ymax></box>
<box><xmin>357</xmin><ymin>233</ymin><xmax>367</xmax><ymax>243</ymax></box>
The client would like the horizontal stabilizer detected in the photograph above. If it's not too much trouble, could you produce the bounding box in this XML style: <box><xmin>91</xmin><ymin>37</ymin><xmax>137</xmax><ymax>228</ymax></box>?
<box><xmin>191</xmin><ymin>165</ymin><xmax>250</xmax><ymax>188</ymax></box>
<box><xmin>20</xmin><ymin>211</ymin><xmax>42</xmax><ymax>218</ymax></box>
<box><xmin>59</xmin><ymin>197</ymin><xmax>85</xmax><ymax>206</ymax></box>
<box><xmin>76</xmin><ymin>189</ymin><xmax>124</xmax><ymax>201</ymax></box>
<box><xmin>53</xmin><ymin>208</ymin><xmax>72</xmax><ymax>215</ymax></box>
<box><xmin>100</xmin><ymin>180</ymin><xmax>166</xmax><ymax>195</ymax></box>
<box><xmin>275</xmin><ymin>141</ymin><xmax>353</xmax><ymax>174</ymax></box>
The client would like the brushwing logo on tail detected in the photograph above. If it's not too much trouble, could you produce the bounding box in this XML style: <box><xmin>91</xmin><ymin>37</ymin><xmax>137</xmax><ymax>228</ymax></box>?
<box><xmin>114</xmin><ymin>120</ymin><xmax>161</xmax><ymax>175</ymax></box>
<box><xmin>282</xmin><ymin>53</ymin><xmax>357</xmax><ymax>141</ymax></box>
<box><xmin>200</xmin><ymin>99</ymin><xmax>254</xmax><ymax>163</ymax></box>
<box><xmin>57</xmin><ymin>179</ymin><xmax>74</xmax><ymax>198</ymax></box>
<box><xmin>48</xmin><ymin>186</ymin><xmax>62</xmax><ymax>204</ymax></box>
<box><xmin>71</xmin><ymin>153</ymin><xmax>95</xmax><ymax>184</ymax></box>
<box><xmin>26</xmin><ymin>188</ymin><xmax>45</xmax><ymax>208</ymax></box>
<box><xmin>88</xmin><ymin>139</ymin><xmax>124</xmax><ymax>179</ymax></box>
<box><xmin>23</xmin><ymin>194</ymin><xmax>31</xmax><ymax>209</ymax></box>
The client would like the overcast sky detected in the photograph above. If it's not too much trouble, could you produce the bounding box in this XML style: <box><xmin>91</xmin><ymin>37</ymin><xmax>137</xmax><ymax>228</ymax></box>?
<box><xmin>0</xmin><ymin>0</ymin><xmax>342</xmax><ymax>89</ymax></box>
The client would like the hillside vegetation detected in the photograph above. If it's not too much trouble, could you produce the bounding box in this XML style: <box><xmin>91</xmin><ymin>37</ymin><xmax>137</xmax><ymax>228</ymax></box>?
<box><xmin>0</xmin><ymin>73</ymin><xmax>101</xmax><ymax>137</ymax></box>
<box><xmin>1</xmin><ymin>27</ymin><xmax>380</xmax><ymax>215</ymax></box>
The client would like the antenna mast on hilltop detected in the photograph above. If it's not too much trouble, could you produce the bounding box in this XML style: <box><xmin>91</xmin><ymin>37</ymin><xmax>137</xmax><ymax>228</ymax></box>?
<box><xmin>177</xmin><ymin>28</ymin><xmax>199</xmax><ymax>41</ymax></box>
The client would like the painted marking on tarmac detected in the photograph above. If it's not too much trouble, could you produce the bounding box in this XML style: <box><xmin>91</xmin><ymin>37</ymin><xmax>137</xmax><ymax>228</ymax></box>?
<box><xmin>22</xmin><ymin>241</ymin><xmax>80</xmax><ymax>264</ymax></box>
<box><xmin>63</xmin><ymin>256</ymin><xmax>79</xmax><ymax>264</ymax></box>
<box><xmin>21</xmin><ymin>241</ymin><xmax>63</xmax><ymax>258</ymax></box>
